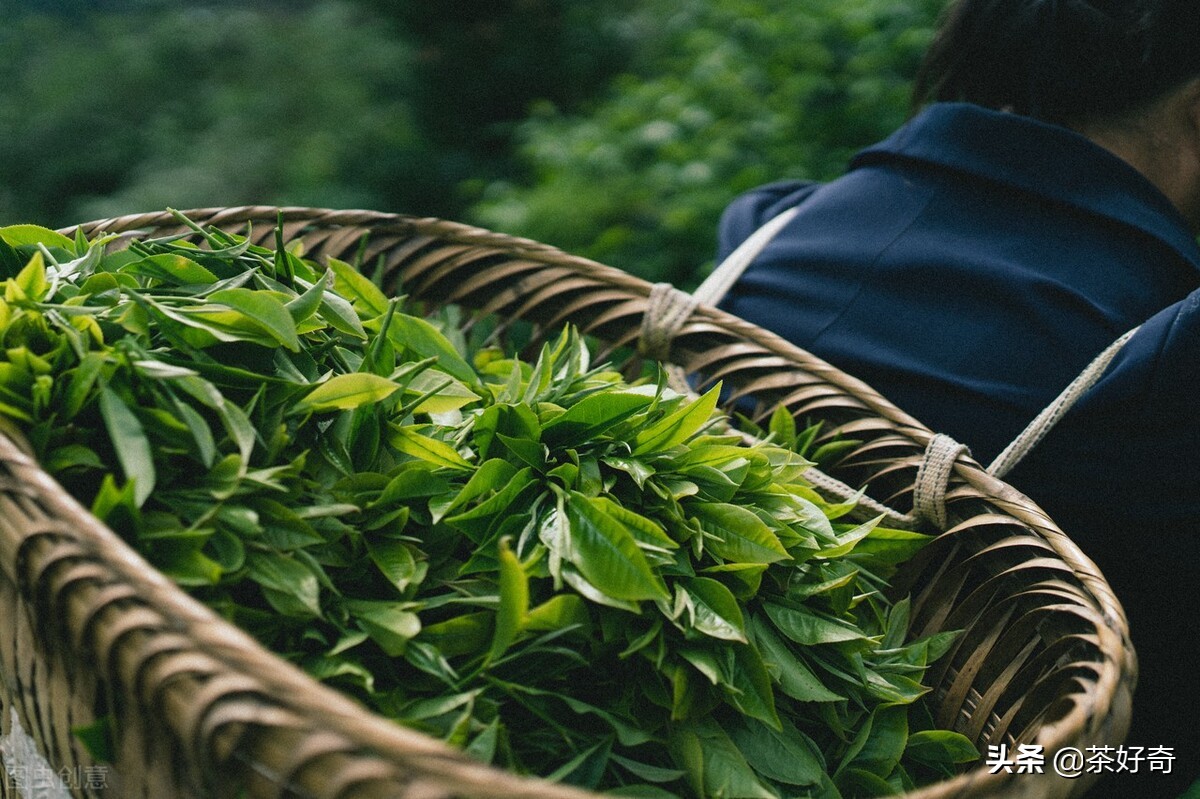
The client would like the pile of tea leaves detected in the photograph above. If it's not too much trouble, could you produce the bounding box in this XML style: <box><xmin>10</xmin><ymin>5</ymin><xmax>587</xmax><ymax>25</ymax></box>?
<box><xmin>0</xmin><ymin>216</ymin><xmax>976</xmax><ymax>799</ymax></box>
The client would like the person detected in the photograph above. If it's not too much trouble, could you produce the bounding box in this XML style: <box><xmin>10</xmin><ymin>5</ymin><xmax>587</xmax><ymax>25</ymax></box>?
<box><xmin>713</xmin><ymin>1</ymin><xmax>1200</xmax><ymax>796</ymax></box>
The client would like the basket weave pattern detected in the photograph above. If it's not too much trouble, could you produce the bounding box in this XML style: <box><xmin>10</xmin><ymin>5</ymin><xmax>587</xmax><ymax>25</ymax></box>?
<box><xmin>0</xmin><ymin>207</ymin><xmax>1135</xmax><ymax>799</ymax></box>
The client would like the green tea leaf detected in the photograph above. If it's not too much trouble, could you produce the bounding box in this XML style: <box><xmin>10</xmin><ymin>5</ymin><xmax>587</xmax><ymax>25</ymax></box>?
<box><xmin>749</xmin><ymin>614</ymin><xmax>843</xmax><ymax>703</ymax></box>
<box><xmin>174</xmin><ymin>400</ymin><xmax>218</xmax><ymax>467</ymax></box>
<box><xmin>207</xmin><ymin>287</ymin><xmax>300</xmax><ymax>351</ymax></box>
<box><xmin>724</xmin><ymin>642</ymin><xmax>781</xmax><ymax>730</ymax></box>
<box><xmin>44</xmin><ymin>444</ymin><xmax>104</xmax><ymax>474</ymax></box>
<box><xmin>816</xmin><ymin>515</ymin><xmax>880</xmax><ymax>559</ymax></box>
<box><xmin>98</xmin><ymin>386</ymin><xmax>155</xmax><ymax>507</ymax></box>
<box><xmin>610</xmin><ymin>754</ymin><xmax>686</xmax><ymax>784</ymax></box>
<box><xmin>882</xmin><ymin>596</ymin><xmax>911</xmax><ymax>650</ymax></box>
<box><xmin>633</xmin><ymin>384</ymin><xmax>720</xmax><ymax>455</ymax></box>
<box><xmin>304</xmin><ymin>654</ymin><xmax>377</xmax><ymax>694</ymax></box>
<box><xmin>348</xmin><ymin>600</ymin><xmax>422</xmax><ymax>657</ymax></box>
<box><xmin>525</xmin><ymin>594</ymin><xmax>590</xmax><ymax>633</ymax></box>
<box><xmin>693</xmin><ymin>502</ymin><xmax>789</xmax><ymax>564</ymax></box>
<box><xmin>328</xmin><ymin>257</ymin><xmax>389</xmax><ymax>318</ymax></box>
<box><xmin>207</xmin><ymin>527</ymin><xmax>246</xmax><ymax>572</ymax></box>
<box><xmin>847</xmin><ymin>705</ymin><xmax>908</xmax><ymax>778</ymax></box>
<box><xmin>366</xmin><ymin>536</ymin><xmax>422</xmax><ymax>593</ymax></box>
<box><xmin>298</xmin><ymin>372</ymin><xmax>401</xmax><ymax>412</ymax></box>
<box><xmin>464</xmin><ymin>717</ymin><xmax>501</xmax><ymax>764</ymax></box>
<box><xmin>700</xmin><ymin>562</ymin><xmax>769</xmax><ymax>600</ymax></box>
<box><xmin>767</xmin><ymin>403</ymin><xmax>797</xmax><ymax>446</ymax></box>
<box><xmin>0</xmin><ymin>224</ymin><xmax>76</xmax><ymax>251</ymax></box>
<box><xmin>316</xmin><ymin>286</ymin><xmax>367</xmax><ymax>339</ymax></box>
<box><xmin>473</xmin><ymin>402</ymin><xmax>540</xmax><ymax>461</ymax></box>
<box><xmin>387</xmin><ymin>313</ymin><xmax>478</xmax><ymax>386</ymax></box>
<box><xmin>671</xmin><ymin>720</ymin><xmax>776</xmax><ymax>799</ymax></box>
<box><xmin>158</xmin><ymin>545</ymin><xmax>224</xmax><ymax>586</ymax></box>
<box><xmin>431</xmin><ymin>457</ymin><xmax>517</xmax><ymax>521</ymax></box>
<box><xmin>541</xmin><ymin>389</ymin><xmax>652</xmax><ymax>446</ymax></box>
<box><xmin>602</xmin><ymin>454</ymin><xmax>655</xmax><ymax>488</ymax></box>
<box><xmin>419</xmin><ymin>612</ymin><xmax>491</xmax><ymax>658</ymax></box>
<box><xmin>389</xmin><ymin>425</ymin><xmax>473</xmax><ymax>471</ymax></box>
<box><xmin>681</xmin><ymin>577</ymin><xmax>746</xmax><ymax>642</ymax></box>
<box><xmin>403</xmin><ymin>369</ymin><xmax>480</xmax><ymax>414</ymax></box>
<box><xmin>863</xmin><ymin>670</ymin><xmax>931</xmax><ymax>704</ymax></box>
<box><xmin>285</xmin><ymin>268</ymin><xmax>330</xmax><ymax>324</ymax></box>
<box><xmin>545</xmin><ymin>739</ymin><xmax>612</xmax><ymax>788</ymax></box>
<box><xmin>125</xmin><ymin>253</ymin><xmax>219</xmax><ymax>285</ymax></box>
<box><xmin>0</xmin><ymin>236</ymin><xmax>21</xmax><ymax>278</ymax></box>
<box><xmin>564</xmin><ymin>490</ymin><xmax>670</xmax><ymax>603</ymax></box>
<box><xmin>764</xmin><ymin>602</ymin><xmax>872</xmax><ymax>646</ymax></box>
<box><xmin>247</xmin><ymin>551</ymin><xmax>321</xmax><ymax>618</ymax></box>
<box><xmin>489</xmin><ymin>538</ymin><xmax>529</xmax><ymax>662</ymax></box>
<box><xmin>904</xmin><ymin>730</ymin><xmax>980</xmax><ymax>768</ymax></box>
<box><xmin>591</xmin><ymin>495</ymin><xmax>678</xmax><ymax>552</ymax></box>
<box><xmin>445</xmin><ymin>466</ymin><xmax>536</xmax><ymax>540</ymax></box>
<box><xmin>787</xmin><ymin>562</ymin><xmax>860</xmax><ymax>601</ymax></box>
<box><xmin>375</xmin><ymin>465</ymin><xmax>451</xmax><ymax>505</ymax></box>
<box><xmin>71</xmin><ymin>716</ymin><xmax>116</xmax><ymax>764</ymax></box>
<box><xmin>837</xmin><ymin>767</ymin><xmax>896</xmax><ymax>797</ymax></box>
<box><xmin>495</xmin><ymin>432</ymin><xmax>547</xmax><ymax>469</ymax></box>
<box><xmin>218</xmin><ymin>397</ymin><xmax>257</xmax><ymax>467</ymax></box>
<box><xmin>62</xmin><ymin>351</ymin><xmax>107</xmax><ymax>419</ymax></box>
<box><xmin>851</xmin><ymin>527</ymin><xmax>935</xmax><ymax>567</ymax></box>
<box><xmin>728</xmin><ymin>716</ymin><xmax>826</xmax><ymax>787</ymax></box>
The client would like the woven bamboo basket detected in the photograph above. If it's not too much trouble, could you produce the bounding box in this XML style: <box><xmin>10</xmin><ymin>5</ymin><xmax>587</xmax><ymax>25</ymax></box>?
<box><xmin>0</xmin><ymin>206</ymin><xmax>1134</xmax><ymax>799</ymax></box>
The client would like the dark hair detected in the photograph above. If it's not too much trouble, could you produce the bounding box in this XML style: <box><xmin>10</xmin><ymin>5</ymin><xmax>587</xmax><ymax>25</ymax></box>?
<box><xmin>912</xmin><ymin>0</ymin><xmax>1200</xmax><ymax>124</ymax></box>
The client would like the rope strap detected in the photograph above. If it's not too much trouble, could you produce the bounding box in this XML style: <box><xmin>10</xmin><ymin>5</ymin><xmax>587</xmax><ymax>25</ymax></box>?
<box><xmin>804</xmin><ymin>466</ymin><xmax>918</xmax><ymax>529</ymax></box>
<box><xmin>913</xmin><ymin>434</ymin><xmax>970</xmax><ymax>530</ymax></box>
<box><xmin>636</xmin><ymin>202</ymin><xmax>1141</xmax><ymax>531</ymax></box>
<box><xmin>639</xmin><ymin>205</ymin><xmax>801</xmax><ymax>361</ymax></box>
<box><xmin>987</xmin><ymin>325</ymin><xmax>1140</xmax><ymax>478</ymax></box>
<box><xmin>640</xmin><ymin>282</ymin><xmax>701</xmax><ymax>361</ymax></box>
<box><xmin>691</xmin><ymin>205</ymin><xmax>801</xmax><ymax>307</ymax></box>
<box><xmin>905</xmin><ymin>325</ymin><xmax>1139</xmax><ymax>529</ymax></box>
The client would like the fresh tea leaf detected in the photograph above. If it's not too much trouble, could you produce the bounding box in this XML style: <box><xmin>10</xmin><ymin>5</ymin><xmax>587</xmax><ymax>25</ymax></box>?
<box><xmin>98</xmin><ymin>386</ymin><xmax>155</xmax><ymax>507</ymax></box>
<box><xmin>633</xmin><ymin>384</ymin><xmax>720</xmax><ymax>455</ymax></box>
<box><xmin>298</xmin><ymin>373</ymin><xmax>401</xmax><ymax>412</ymax></box>
<box><xmin>489</xmin><ymin>538</ymin><xmax>529</xmax><ymax>662</ymax></box>
<box><xmin>247</xmin><ymin>551</ymin><xmax>322</xmax><ymax>618</ymax></box>
<box><xmin>0</xmin><ymin>224</ymin><xmax>76</xmax><ymax>251</ymax></box>
<box><xmin>328</xmin><ymin>257</ymin><xmax>389</xmax><ymax>318</ymax></box>
<box><xmin>564</xmin><ymin>490</ymin><xmax>671</xmax><ymax>603</ymax></box>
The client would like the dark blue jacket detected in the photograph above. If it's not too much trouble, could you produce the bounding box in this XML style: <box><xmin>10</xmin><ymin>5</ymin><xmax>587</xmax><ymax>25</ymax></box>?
<box><xmin>717</xmin><ymin>102</ymin><xmax>1200</xmax><ymax>795</ymax></box>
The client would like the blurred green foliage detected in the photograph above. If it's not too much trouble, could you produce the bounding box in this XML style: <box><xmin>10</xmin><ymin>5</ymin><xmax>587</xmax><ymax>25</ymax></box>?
<box><xmin>473</xmin><ymin>0</ymin><xmax>943</xmax><ymax>286</ymax></box>
<box><xmin>0</xmin><ymin>0</ymin><xmax>631</xmax><ymax>224</ymax></box>
<box><xmin>1</xmin><ymin>2</ymin><xmax>416</xmax><ymax>223</ymax></box>
<box><xmin>1</xmin><ymin>0</ymin><xmax>943</xmax><ymax>286</ymax></box>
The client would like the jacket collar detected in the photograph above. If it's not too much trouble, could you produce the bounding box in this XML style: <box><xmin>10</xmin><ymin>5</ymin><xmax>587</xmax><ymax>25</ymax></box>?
<box><xmin>852</xmin><ymin>102</ymin><xmax>1200</xmax><ymax>274</ymax></box>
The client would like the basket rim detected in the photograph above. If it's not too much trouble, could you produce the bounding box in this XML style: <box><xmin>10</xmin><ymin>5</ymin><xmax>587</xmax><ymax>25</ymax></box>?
<box><xmin>0</xmin><ymin>204</ymin><xmax>1134</xmax><ymax>799</ymax></box>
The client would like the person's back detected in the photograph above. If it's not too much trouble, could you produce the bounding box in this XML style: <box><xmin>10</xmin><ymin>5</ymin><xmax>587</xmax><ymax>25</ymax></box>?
<box><xmin>716</xmin><ymin>1</ymin><xmax>1200</xmax><ymax>795</ymax></box>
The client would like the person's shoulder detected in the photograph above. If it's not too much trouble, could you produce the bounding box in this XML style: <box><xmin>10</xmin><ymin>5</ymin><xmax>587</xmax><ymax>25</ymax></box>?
<box><xmin>1144</xmin><ymin>289</ymin><xmax>1200</xmax><ymax>406</ymax></box>
<box><xmin>1085</xmin><ymin>289</ymin><xmax>1200</xmax><ymax>413</ymax></box>
<box><xmin>1010</xmin><ymin>289</ymin><xmax>1200</xmax><ymax>527</ymax></box>
<box><xmin>717</xmin><ymin>180</ymin><xmax>821</xmax><ymax>260</ymax></box>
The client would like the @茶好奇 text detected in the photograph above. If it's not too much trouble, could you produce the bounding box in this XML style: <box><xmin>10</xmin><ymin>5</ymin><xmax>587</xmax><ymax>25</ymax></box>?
<box><xmin>986</xmin><ymin>743</ymin><xmax>1176</xmax><ymax>778</ymax></box>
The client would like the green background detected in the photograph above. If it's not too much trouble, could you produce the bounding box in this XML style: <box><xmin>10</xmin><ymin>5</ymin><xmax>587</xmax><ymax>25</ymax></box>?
<box><xmin>1</xmin><ymin>0</ymin><xmax>943</xmax><ymax>287</ymax></box>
